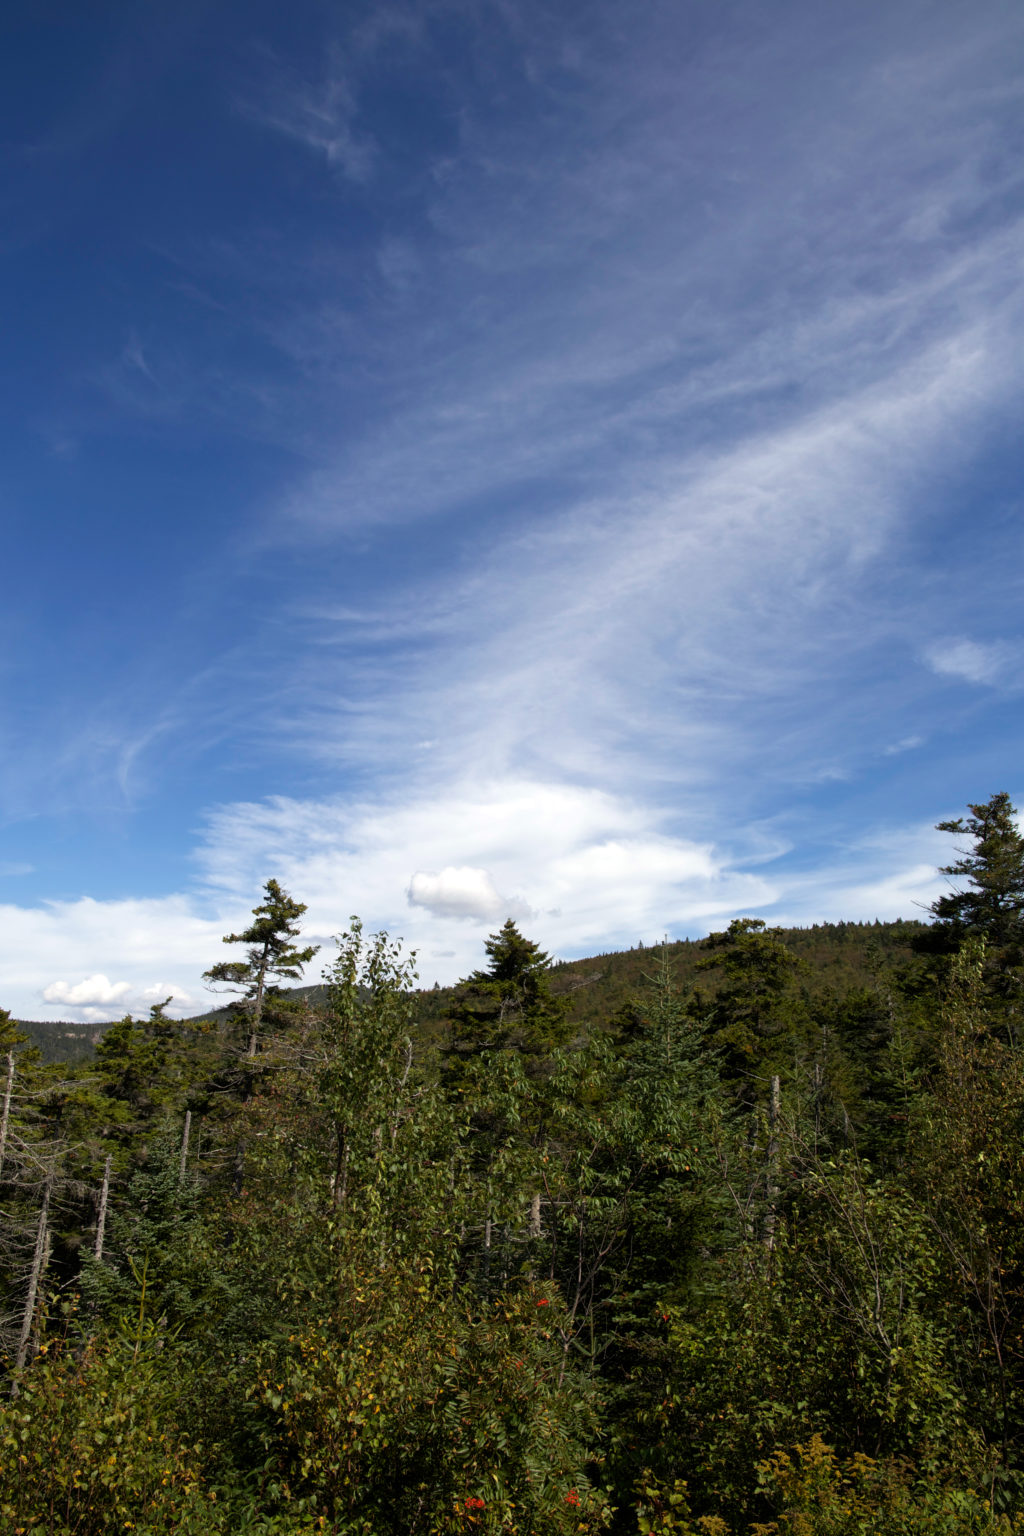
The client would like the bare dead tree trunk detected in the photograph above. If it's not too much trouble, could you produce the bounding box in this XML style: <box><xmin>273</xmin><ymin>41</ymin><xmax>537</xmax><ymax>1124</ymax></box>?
<box><xmin>332</xmin><ymin>1128</ymin><xmax>349</xmax><ymax>1209</ymax></box>
<box><xmin>483</xmin><ymin>1215</ymin><xmax>492</xmax><ymax>1285</ymax></box>
<box><xmin>95</xmin><ymin>1154</ymin><xmax>112</xmax><ymax>1261</ymax></box>
<box><xmin>15</xmin><ymin>1177</ymin><xmax>52</xmax><ymax>1373</ymax></box>
<box><xmin>529</xmin><ymin>1190</ymin><xmax>542</xmax><ymax>1238</ymax></box>
<box><xmin>179</xmin><ymin>1110</ymin><xmax>192</xmax><ymax>1184</ymax></box>
<box><xmin>391</xmin><ymin>1038</ymin><xmax>413</xmax><ymax>1145</ymax></box>
<box><xmin>247</xmin><ymin>957</ymin><xmax>270</xmax><ymax>1058</ymax></box>
<box><xmin>0</xmin><ymin>1051</ymin><xmax>13</xmax><ymax>1183</ymax></box>
<box><xmin>764</xmin><ymin>1074</ymin><xmax>781</xmax><ymax>1252</ymax></box>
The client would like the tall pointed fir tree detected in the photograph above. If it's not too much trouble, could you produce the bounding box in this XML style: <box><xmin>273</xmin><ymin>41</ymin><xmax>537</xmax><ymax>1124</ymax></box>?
<box><xmin>931</xmin><ymin>793</ymin><xmax>1024</xmax><ymax>954</ymax></box>
<box><xmin>444</xmin><ymin>919</ymin><xmax>571</xmax><ymax>1076</ymax></box>
<box><xmin>924</xmin><ymin>792</ymin><xmax>1024</xmax><ymax>1040</ymax></box>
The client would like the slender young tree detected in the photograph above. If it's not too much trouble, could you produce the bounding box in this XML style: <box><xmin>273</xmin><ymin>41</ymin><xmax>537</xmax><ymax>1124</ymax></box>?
<box><xmin>203</xmin><ymin>879</ymin><xmax>319</xmax><ymax>1057</ymax></box>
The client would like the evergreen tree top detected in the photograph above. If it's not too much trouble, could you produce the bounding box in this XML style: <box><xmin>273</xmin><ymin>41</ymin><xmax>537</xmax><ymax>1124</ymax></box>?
<box><xmin>932</xmin><ymin>792</ymin><xmax>1024</xmax><ymax>945</ymax></box>
<box><xmin>472</xmin><ymin>918</ymin><xmax>552</xmax><ymax>984</ymax></box>
<box><xmin>203</xmin><ymin>879</ymin><xmax>319</xmax><ymax>997</ymax></box>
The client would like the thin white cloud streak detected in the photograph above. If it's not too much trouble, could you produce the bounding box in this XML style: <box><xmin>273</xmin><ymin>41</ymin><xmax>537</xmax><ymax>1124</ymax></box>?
<box><xmin>764</xmin><ymin>820</ymin><xmax>955</xmax><ymax>932</ymax></box>
<box><xmin>228</xmin><ymin>4</ymin><xmax>1024</xmax><ymax>810</ymax></box>
<box><xmin>253</xmin><ymin>5</ymin><xmax>1024</xmax><ymax>537</ymax></box>
<box><xmin>236</xmin><ymin>47</ymin><xmax>376</xmax><ymax>183</ymax></box>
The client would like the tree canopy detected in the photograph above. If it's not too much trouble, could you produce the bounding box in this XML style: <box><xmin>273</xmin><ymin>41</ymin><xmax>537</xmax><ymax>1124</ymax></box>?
<box><xmin>6</xmin><ymin>809</ymin><xmax>1024</xmax><ymax>1533</ymax></box>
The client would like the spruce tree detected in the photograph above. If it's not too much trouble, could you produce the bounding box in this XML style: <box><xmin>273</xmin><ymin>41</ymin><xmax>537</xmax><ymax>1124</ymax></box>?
<box><xmin>931</xmin><ymin>792</ymin><xmax>1024</xmax><ymax>954</ymax></box>
<box><xmin>445</xmin><ymin>919</ymin><xmax>570</xmax><ymax>1070</ymax></box>
<box><xmin>924</xmin><ymin>792</ymin><xmax>1024</xmax><ymax>1045</ymax></box>
<box><xmin>696</xmin><ymin>917</ymin><xmax>807</xmax><ymax>1080</ymax></box>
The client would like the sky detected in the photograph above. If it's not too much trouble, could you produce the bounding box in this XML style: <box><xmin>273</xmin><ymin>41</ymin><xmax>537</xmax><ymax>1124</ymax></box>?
<box><xmin>3</xmin><ymin>0</ymin><xmax>1024</xmax><ymax>1021</ymax></box>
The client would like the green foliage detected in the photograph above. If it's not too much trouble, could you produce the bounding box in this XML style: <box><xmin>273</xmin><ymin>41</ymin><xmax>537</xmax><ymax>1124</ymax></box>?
<box><xmin>253</xmin><ymin>1274</ymin><xmax>609</xmax><ymax>1533</ymax></box>
<box><xmin>445</xmin><ymin>919</ymin><xmax>572</xmax><ymax>1072</ymax></box>
<box><xmin>0</xmin><ymin>1330</ymin><xmax>214</xmax><ymax>1536</ymax></box>
<box><xmin>749</xmin><ymin>1435</ymin><xmax>1021</xmax><ymax>1536</ymax></box>
<box><xmin>932</xmin><ymin>795</ymin><xmax>1024</xmax><ymax>953</ymax></box>
<box><xmin>696</xmin><ymin>920</ymin><xmax>808</xmax><ymax>1080</ymax></box>
<box><xmin>78</xmin><ymin>1124</ymin><xmax>233</xmax><ymax>1335</ymax></box>
<box><xmin>0</xmin><ymin>1006</ymin><xmax>28</xmax><ymax>1054</ymax></box>
<box><xmin>203</xmin><ymin>880</ymin><xmax>319</xmax><ymax>1054</ymax></box>
<box><xmin>10</xmin><ymin>830</ymin><xmax>1024</xmax><ymax>1534</ymax></box>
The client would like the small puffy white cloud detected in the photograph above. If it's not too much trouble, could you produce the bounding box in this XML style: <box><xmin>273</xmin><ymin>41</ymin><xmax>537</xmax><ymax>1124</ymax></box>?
<box><xmin>38</xmin><ymin>975</ymin><xmax>196</xmax><ymax>1018</ymax></box>
<box><xmin>43</xmin><ymin>974</ymin><xmax>134</xmax><ymax>1007</ymax></box>
<box><xmin>141</xmin><ymin>982</ymin><xmax>194</xmax><ymax>1005</ymax></box>
<box><xmin>923</xmin><ymin>637</ymin><xmax>1015</xmax><ymax>686</ymax></box>
<box><xmin>408</xmin><ymin>866</ymin><xmax>524</xmax><ymax>922</ymax></box>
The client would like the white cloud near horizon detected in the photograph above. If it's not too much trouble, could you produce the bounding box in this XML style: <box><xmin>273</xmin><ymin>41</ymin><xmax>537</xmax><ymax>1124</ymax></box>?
<box><xmin>0</xmin><ymin>896</ymin><xmax>225</xmax><ymax>1024</ymax></box>
<box><xmin>43</xmin><ymin>974</ymin><xmax>134</xmax><ymax>1007</ymax></box>
<box><xmin>188</xmin><ymin>779</ymin><xmax>953</xmax><ymax>983</ymax></box>
<box><xmin>0</xmin><ymin>784</ymin><xmax>958</xmax><ymax>1023</ymax></box>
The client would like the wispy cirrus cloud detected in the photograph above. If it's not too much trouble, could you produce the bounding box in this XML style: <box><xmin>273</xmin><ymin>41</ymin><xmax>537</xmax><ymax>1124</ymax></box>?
<box><xmin>4</xmin><ymin>1</ymin><xmax>1024</xmax><ymax>1016</ymax></box>
<box><xmin>237</xmin><ymin>49</ymin><xmax>376</xmax><ymax>183</ymax></box>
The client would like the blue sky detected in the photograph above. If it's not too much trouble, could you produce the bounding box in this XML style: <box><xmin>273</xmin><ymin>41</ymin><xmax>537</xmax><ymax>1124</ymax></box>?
<box><xmin>3</xmin><ymin>0</ymin><xmax>1024</xmax><ymax>1020</ymax></box>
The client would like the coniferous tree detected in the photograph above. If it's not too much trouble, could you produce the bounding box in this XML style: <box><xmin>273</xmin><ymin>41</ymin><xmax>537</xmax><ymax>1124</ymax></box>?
<box><xmin>926</xmin><ymin>792</ymin><xmax>1024</xmax><ymax>1041</ymax></box>
<box><xmin>696</xmin><ymin>917</ymin><xmax>808</xmax><ymax>1084</ymax></box>
<box><xmin>930</xmin><ymin>793</ymin><xmax>1024</xmax><ymax>954</ymax></box>
<box><xmin>445</xmin><ymin>919</ymin><xmax>571</xmax><ymax>1072</ymax></box>
<box><xmin>202</xmin><ymin>879</ymin><xmax>318</xmax><ymax>1057</ymax></box>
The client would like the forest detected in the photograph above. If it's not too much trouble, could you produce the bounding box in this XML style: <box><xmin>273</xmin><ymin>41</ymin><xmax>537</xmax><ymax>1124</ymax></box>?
<box><xmin>3</xmin><ymin>793</ymin><xmax>1024</xmax><ymax>1535</ymax></box>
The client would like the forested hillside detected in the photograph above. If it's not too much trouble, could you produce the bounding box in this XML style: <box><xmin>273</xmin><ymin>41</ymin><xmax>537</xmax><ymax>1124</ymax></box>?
<box><xmin>4</xmin><ymin>796</ymin><xmax>1024</xmax><ymax>1534</ymax></box>
<box><xmin>18</xmin><ymin>918</ymin><xmax>928</xmax><ymax>1064</ymax></box>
